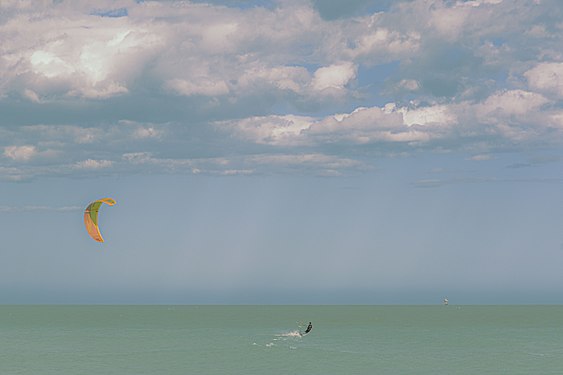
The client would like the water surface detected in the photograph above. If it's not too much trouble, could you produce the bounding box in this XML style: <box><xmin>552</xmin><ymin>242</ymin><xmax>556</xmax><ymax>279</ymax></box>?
<box><xmin>1</xmin><ymin>305</ymin><xmax>562</xmax><ymax>374</ymax></box>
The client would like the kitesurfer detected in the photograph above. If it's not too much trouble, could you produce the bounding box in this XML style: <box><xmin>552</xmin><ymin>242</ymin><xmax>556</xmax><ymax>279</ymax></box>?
<box><xmin>304</xmin><ymin>322</ymin><xmax>312</xmax><ymax>334</ymax></box>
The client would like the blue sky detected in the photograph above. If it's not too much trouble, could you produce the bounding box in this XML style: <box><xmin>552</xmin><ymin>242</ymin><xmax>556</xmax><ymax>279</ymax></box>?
<box><xmin>1</xmin><ymin>0</ymin><xmax>563</xmax><ymax>304</ymax></box>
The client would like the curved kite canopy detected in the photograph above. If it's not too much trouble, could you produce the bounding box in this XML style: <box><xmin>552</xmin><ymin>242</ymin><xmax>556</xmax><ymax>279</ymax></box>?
<box><xmin>84</xmin><ymin>198</ymin><xmax>116</xmax><ymax>242</ymax></box>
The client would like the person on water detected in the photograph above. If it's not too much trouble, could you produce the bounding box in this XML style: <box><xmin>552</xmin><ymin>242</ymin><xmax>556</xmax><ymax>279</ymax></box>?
<box><xmin>304</xmin><ymin>322</ymin><xmax>313</xmax><ymax>334</ymax></box>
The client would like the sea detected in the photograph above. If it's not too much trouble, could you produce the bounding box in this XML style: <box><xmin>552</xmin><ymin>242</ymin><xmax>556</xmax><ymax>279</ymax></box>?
<box><xmin>1</xmin><ymin>305</ymin><xmax>563</xmax><ymax>374</ymax></box>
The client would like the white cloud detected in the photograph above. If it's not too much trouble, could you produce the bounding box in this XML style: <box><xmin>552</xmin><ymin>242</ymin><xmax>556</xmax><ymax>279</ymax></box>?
<box><xmin>524</xmin><ymin>62</ymin><xmax>563</xmax><ymax>98</ymax></box>
<box><xmin>475</xmin><ymin>90</ymin><xmax>549</xmax><ymax>120</ymax></box>
<box><xmin>1</xmin><ymin>1</ymin><xmax>425</xmax><ymax>102</ymax></box>
<box><xmin>221</xmin><ymin>102</ymin><xmax>461</xmax><ymax>147</ymax></box>
<box><xmin>218</xmin><ymin>115</ymin><xmax>316</xmax><ymax>146</ymax></box>
<box><xmin>122</xmin><ymin>152</ymin><xmax>154</xmax><ymax>164</ymax></box>
<box><xmin>402</xmin><ymin>105</ymin><xmax>457</xmax><ymax>126</ymax></box>
<box><xmin>133</xmin><ymin>127</ymin><xmax>161</xmax><ymax>139</ymax></box>
<box><xmin>236</xmin><ymin>64</ymin><xmax>311</xmax><ymax>95</ymax></box>
<box><xmin>74</xmin><ymin>82</ymin><xmax>129</xmax><ymax>99</ymax></box>
<box><xmin>469</xmin><ymin>154</ymin><xmax>493</xmax><ymax>161</ymax></box>
<box><xmin>311</xmin><ymin>62</ymin><xmax>357</xmax><ymax>93</ymax></box>
<box><xmin>118</xmin><ymin>120</ymin><xmax>165</xmax><ymax>139</ymax></box>
<box><xmin>30</xmin><ymin>50</ymin><xmax>73</xmax><ymax>79</ymax></box>
<box><xmin>220</xmin><ymin>169</ymin><xmax>255</xmax><ymax>176</ymax></box>
<box><xmin>2</xmin><ymin>8</ymin><xmax>162</xmax><ymax>99</ymax></box>
<box><xmin>73</xmin><ymin>159</ymin><xmax>113</xmax><ymax>169</ymax></box>
<box><xmin>548</xmin><ymin>111</ymin><xmax>563</xmax><ymax>129</ymax></box>
<box><xmin>397</xmin><ymin>79</ymin><xmax>420</xmax><ymax>91</ymax></box>
<box><xmin>200</xmin><ymin>21</ymin><xmax>239</xmax><ymax>53</ymax></box>
<box><xmin>220</xmin><ymin>85</ymin><xmax>563</xmax><ymax>151</ymax></box>
<box><xmin>344</xmin><ymin>26</ymin><xmax>421</xmax><ymax>61</ymax></box>
<box><xmin>4</xmin><ymin>145</ymin><xmax>37</xmax><ymax>161</ymax></box>
<box><xmin>429</xmin><ymin>6</ymin><xmax>470</xmax><ymax>41</ymax></box>
<box><xmin>1</xmin><ymin>0</ymin><xmax>563</xmax><ymax>181</ymax></box>
<box><xmin>165</xmin><ymin>78</ymin><xmax>230</xmax><ymax>97</ymax></box>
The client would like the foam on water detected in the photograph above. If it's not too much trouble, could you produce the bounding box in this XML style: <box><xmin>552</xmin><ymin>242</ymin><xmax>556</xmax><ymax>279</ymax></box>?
<box><xmin>276</xmin><ymin>330</ymin><xmax>302</xmax><ymax>338</ymax></box>
<box><xmin>254</xmin><ymin>329</ymin><xmax>304</xmax><ymax>349</ymax></box>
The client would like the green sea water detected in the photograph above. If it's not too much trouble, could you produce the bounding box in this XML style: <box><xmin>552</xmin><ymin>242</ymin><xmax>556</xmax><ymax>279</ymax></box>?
<box><xmin>1</xmin><ymin>305</ymin><xmax>563</xmax><ymax>374</ymax></box>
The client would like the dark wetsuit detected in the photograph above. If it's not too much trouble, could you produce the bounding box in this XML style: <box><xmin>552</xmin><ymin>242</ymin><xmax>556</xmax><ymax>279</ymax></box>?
<box><xmin>304</xmin><ymin>322</ymin><xmax>312</xmax><ymax>334</ymax></box>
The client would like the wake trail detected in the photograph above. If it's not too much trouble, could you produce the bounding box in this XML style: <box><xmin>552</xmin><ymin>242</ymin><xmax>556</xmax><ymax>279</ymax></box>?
<box><xmin>253</xmin><ymin>329</ymin><xmax>303</xmax><ymax>348</ymax></box>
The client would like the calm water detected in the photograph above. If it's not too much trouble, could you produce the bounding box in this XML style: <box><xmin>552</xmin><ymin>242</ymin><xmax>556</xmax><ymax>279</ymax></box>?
<box><xmin>1</xmin><ymin>305</ymin><xmax>563</xmax><ymax>374</ymax></box>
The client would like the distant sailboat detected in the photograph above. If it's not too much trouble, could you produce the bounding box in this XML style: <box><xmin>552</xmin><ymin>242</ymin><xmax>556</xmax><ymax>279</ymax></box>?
<box><xmin>443</xmin><ymin>298</ymin><xmax>449</xmax><ymax>306</ymax></box>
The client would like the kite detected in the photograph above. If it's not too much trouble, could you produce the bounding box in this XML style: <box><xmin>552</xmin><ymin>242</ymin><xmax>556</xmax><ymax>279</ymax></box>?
<box><xmin>84</xmin><ymin>198</ymin><xmax>116</xmax><ymax>242</ymax></box>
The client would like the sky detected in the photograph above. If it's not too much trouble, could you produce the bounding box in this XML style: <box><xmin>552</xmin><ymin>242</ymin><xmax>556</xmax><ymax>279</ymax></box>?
<box><xmin>1</xmin><ymin>0</ymin><xmax>563</xmax><ymax>304</ymax></box>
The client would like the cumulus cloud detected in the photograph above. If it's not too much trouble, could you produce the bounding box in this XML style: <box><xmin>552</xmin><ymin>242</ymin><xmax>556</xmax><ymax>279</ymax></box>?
<box><xmin>343</xmin><ymin>26</ymin><xmax>421</xmax><ymax>62</ymax></box>
<box><xmin>0</xmin><ymin>0</ymin><xmax>423</xmax><ymax>103</ymax></box>
<box><xmin>1</xmin><ymin>0</ymin><xmax>563</xmax><ymax>181</ymax></box>
<box><xmin>2</xmin><ymin>9</ymin><xmax>162</xmax><ymax>100</ymax></box>
<box><xmin>216</xmin><ymin>115</ymin><xmax>316</xmax><ymax>146</ymax></box>
<box><xmin>236</xmin><ymin>65</ymin><xmax>310</xmax><ymax>95</ymax></box>
<box><xmin>218</xmin><ymin>104</ymin><xmax>451</xmax><ymax>147</ymax></box>
<box><xmin>311</xmin><ymin>62</ymin><xmax>357</xmax><ymax>96</ymax></box>
<box><xmin>474</xmin><ymin>90</ymin><xmax>549</xmax><ymax>122</ymax></box>
<box><xmin>401</xmin><ymin>105</ymin><xmax>457</xmax><ymax>127</ymax></box>
<box><xmin>524</xmin><ymin>62</ymin><xmax>563</xmax><ymax>98</ymax></box>
<box><xmin>222</xmin><ymin>106</ymin><xmax>417</xmax><ymax>147</ymax></box>
<box><xmin>219</xmin><ymin>86</ymin><xmax>563</xmax><ymax>152</ymax></box>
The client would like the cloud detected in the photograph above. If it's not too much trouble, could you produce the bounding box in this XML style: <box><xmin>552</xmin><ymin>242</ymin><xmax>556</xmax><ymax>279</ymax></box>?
<box><xmin>469</xmin><ymin>154</ymin><xmax>493</xmax><ymax>161</ymax></box>
<box><xmin>401</xmin><ymin>105</ymin><xmax>456</xmax><ymax>126</ymax></box>
<box><xmin>220</xmin><ymin>85</ymin><xmax>563</xmax><ymax>153</ymax></box>
<box><xmin>397</xmin><ymin>79</ymin><xmax>420</xmax><ymax>91</ymax></box>
<box><xmin>524</xmin><ymin>62</ymin><xmax>563</xmax><ymax>98</ymax></box>
<box><xmin>219</xmin><ymin>102</ymin><xmax>426</xmax><ymax>147</ymax></box>
<box><xmin>1</xmin><ymin>4</ymin><xmax>163</xmax><ymax>100</ymax></box>
<box><xmin>216</xmin><ymin>115</ymin><xmax>316</xmax><ymax>146</ymax></box>
<box><xmin>311</xmin><ymin>62</ymin><xmax>357</xmax><ymax>94</ymax></box>
<box><xmin>4</xmin><ymin>145</ymin><xmax>37</xmax><ymax>161</ymax></box>
<box><xmin>475</xmin><ymin>90</ymin><xmax>549</xmax><ymax>119</ymax></box>
<box><xmin>343</xmin><ymin>27</ymin><xmax>421</xmax><ymax>62</ymax></box>
<box><xmin>73</xmin><ymin>159</ymin><xmax>113</xmax><ymax>169</ymax></box>
<box><xmin>165</xmin><ymin>78</ymin><xmax>230</xmax><ymax>97</ymax></box>
<box><xmin>1</xmin><ymin>0</ymin><xmax>563</xmax><ymax>181</ymax></box>
<box><xmin>1</xmin><ymin>0</ymin><xmax>423</xmax><ymax>103</ymax></box>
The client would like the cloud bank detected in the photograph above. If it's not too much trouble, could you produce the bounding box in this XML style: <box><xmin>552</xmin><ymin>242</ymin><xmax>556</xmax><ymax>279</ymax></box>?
<box><xmin>1</xmin><ymin>0</ymin><xmax>563</xmax><ymax>181</ymax></box>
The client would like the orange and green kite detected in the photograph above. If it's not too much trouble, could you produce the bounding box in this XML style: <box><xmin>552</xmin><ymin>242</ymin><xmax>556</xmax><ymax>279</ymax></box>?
<box><xmin>84</xmin><ymin>198</ymin><xmax>116</xmax><ymax>242</ymax></box>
